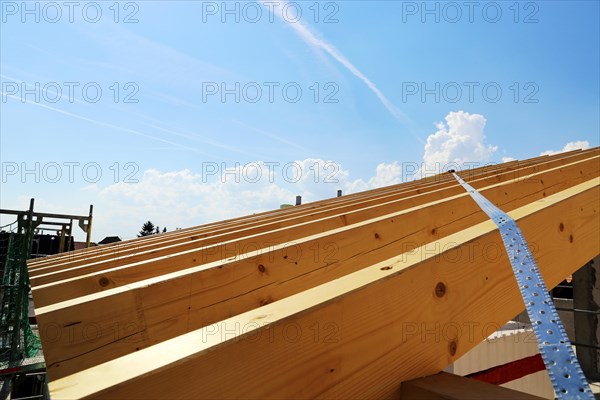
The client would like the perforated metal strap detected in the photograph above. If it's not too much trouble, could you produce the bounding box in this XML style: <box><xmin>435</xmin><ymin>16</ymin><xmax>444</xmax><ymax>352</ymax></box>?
<box><xmin>452</xmin><ymin>173</ymin><xmax>593</xmax><ymax>399</ymax></box>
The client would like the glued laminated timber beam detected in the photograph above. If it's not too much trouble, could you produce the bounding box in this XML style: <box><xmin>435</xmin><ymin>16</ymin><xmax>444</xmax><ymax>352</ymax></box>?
<box><xmin>33</xmin><ymin>151</ymin><xmax>600</xmax><ymax>305</ymax></box>
<box><xmin>48</xmin><ymin>177</ymin><xmax>600</xmax><ymax>399</ymax></box>
<box><xmin>26</xmin><ymin>151</ymin><xmax>578</xmax><ymax>272</ymax></box>
<box><xmin>29</xmin><ymin>149</ymin><xmax>595</xmax><ymax>289</ymax></box>
<box><xmin>26</xmin><ymin>160</ymin><xmax>512</xmax><ymax>274</ymax></box>
<box><xmin>34</xmin><ymin>151</ymin><xmax>600</xmax><ymax>380</ymax></box>
<box><xmin>27</xmin><ymin>149</ymin><xmax>600</xmax><ymax>398</ymax></box>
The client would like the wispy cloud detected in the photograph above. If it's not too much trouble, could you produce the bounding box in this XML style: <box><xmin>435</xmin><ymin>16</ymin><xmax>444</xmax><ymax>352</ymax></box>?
<box><xmin>140</xmin><ymin>121</ymin><xmax>264</xmax><ymax>158</ymax></box>
<box><xmin>79</xmin><ymin>24</ymin><xmax>233</xmax><ymax>88</ymax></box>
<box><xmin>1</xmin><ymin>93</ymin><xmax>206</xmax><ymax>154</ymax></box>
<box><xmin>231</xmin><ymin>120</ymin><xmax>312</xmax><ymax>152</ymax></box>
<box><xmin>1</xmin><ymin>73</ymin><xmax>89</xmax><ymax>105</ymax></box>
<box><xmin>262</xmin><ymin>1</ymin><xmax>421</xmax><ymax>142</ymax></box>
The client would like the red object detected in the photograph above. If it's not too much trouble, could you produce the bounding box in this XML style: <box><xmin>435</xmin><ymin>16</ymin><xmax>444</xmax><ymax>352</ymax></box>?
<box><xmin>466</xmin><ymin>353</ymin><xmax>546</xmax><ymax>385</ymax></box>
<box><xmin>0</xmin><ymin>366</ymin><xmax>21</xmax><ymax>375</ymax></box>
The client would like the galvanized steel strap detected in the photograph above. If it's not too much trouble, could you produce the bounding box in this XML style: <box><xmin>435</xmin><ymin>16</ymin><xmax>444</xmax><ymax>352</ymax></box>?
<box><xmin>452</xmin><ymin>172</ymin><xmax>593</xmax><ymax>399</ymax></box>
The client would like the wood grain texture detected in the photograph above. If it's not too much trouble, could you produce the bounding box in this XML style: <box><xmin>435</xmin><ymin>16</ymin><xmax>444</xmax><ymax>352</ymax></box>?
<box><xmin>28</xmin><ymin>150</ymin><xmax>592</xmax><ymax>272</ymax></box>
<box><xmin>31</xmin><ymin>151</ymin><xmax>597</xmax><ymax>294</ymax></box>
<box><xmin>27</xmin><ymin>149</ymin><xmax>600</xmax><ymax>398</ymax></box>
<box><xmin>34</xmin><ymin>155</ymin><xmax>599</xmax><ymax>379</ymax></box>
<box><xmin>48</xmin><ymin>178</ymin><xmax>600</xmax><ymax>399</ymax></box>
<box><xmin>36</xmin><ymin>156</ymin><xmax>599</xmax><ymax>380</ymax></box>
<box><xmin>34</xmin><ymin>153</ymin><xmax>599</xmax><ymax>305</ymax></box>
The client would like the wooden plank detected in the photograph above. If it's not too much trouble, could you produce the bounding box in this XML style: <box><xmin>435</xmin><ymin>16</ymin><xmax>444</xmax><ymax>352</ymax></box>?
<box><xmin>47</xmin><ymin>178</ymin><xmax>600</xmax><ymax>399</ymax></box>
<box><xmin>33</xmin><ymin>153</ymin><xmax>598</xmax><ymax>309</ymax></box>
<box><xmin>28</xmin><ymin>175</ymin><xmax>455</xmax><ymax>281</ymax></box>
<box><xmin>36</xmin><ymin>168</ymin><xmax>599</xmax><ymax>380</ymax></box>
<box><xmin>26</xmin><ymin>164</ymin><xmax>484</xmax><ymax>273</ymax></box>
<box><xmin>400</xmin><ymin>372</ymin><xmax>545</xmax><ymax>399</ymax></box>
<box><xmin>29</xmin><ymin>153</ymin><xmax>526</xmax><ymax>268</ymax></box>
<box><xmin>34</xmin><ymin>155</ymin><xmax>600</xmax><ymax>376</ymax></box>
<box><xmin>32</xmin><ymin>153</ymin><xmax>599</xmax><ymax>300</ymax></box>
<box><xmin>27</xmin><ymin>169</ymin><xmax>436</xmax><ymax>269</ymax></box>
<box><xmin>28</xmin><ymin>149</ymin><xmax>592</xmax><ymax>270</ymax></box>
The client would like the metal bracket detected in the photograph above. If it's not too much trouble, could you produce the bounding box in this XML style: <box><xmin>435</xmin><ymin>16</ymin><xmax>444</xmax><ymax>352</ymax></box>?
<box><xmin>452</xmin><ymin>173</ymin><xmax>593</xmax><ymax>399</ymax></box>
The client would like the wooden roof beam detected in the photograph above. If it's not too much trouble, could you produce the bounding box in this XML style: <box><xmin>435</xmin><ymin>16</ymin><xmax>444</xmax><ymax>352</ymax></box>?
<box><xmin>48</xmin><ymin>178</ymin><xmax>600</xmax><ymax>398</ymax></box>
<box><xmin>28</xmin><ymin>148</ymin><xmax>593</xmax><ymax>269</ymax></box>
<box><xmin>36</xmin><ymin>160</ymin><xmax>598</xmax><ymax>379</ymax></box>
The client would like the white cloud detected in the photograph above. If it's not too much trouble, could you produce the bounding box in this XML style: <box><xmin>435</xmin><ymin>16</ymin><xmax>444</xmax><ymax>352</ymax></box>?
<box><xmin>422</xmin><ymin>111</ymin><xmax>498</xmax><ymax>174</ymax></box>
<box><xmin>368</xmin><ymin>162</ymin><xmax>403</xmax><ymax>188</ymax></box>
<box><xmin>51</xmin><ymin>111</ymin><xmax>505</xmax><ymax>241</ymax></box>
<box><xmin>540</xmin><ymin>141</ymin><xmax>590</xmax><ymax>156</ymax></box>
<box><xmin>81</xmin><ymin>158</ymin><xmax>427</xmax><ymax>241</ymax></box>
<box><xmin>21</xmin><ymin>112</ymin><xmax>586</xmax><ymax>242</ymax></box>
<box><xmin>86</xmin><ymin>167</ymin><xmax>293</xmax><ymax>241</ymax></box>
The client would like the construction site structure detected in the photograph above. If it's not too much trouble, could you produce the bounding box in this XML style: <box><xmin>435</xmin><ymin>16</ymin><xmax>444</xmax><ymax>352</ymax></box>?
<box><xmin>23</xmin><ymin>148</ymin><xmax>600</xmax><ymax>398</ymax></box>
<box><xmin>0</xmin><ymin>201</ymin><xmax>93</xmax><ymax>399</ymax></box>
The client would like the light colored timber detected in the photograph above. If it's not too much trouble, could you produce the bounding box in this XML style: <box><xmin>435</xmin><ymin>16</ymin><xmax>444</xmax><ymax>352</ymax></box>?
<box><xmin>26</xmin><ymin>165</ymin><xmax>483</xmax><ymax>272</ymax></box>
<box><xmin>30</xmin><ymin>151</ymin><xmax>599</xmax><ymax>289</ymax></box>
<box><xmin>33</xmin><ymin>153</ymin><xmax>600</xmax><ymax>307</ymax></box>
<box><xmin>28</xmin><ymin>173</ymin><xmax>460</xmax><ymax>280</ymax></box>
<box><xmin>400</xmin><ymin>372</ymin><xmax>545</xmax><ymax>399</ymax></box>
<box><xmin>32</xmin><ymin>153</ymin><xmax>600</xmax><ymax>307</ymax></box>
<box><xmin>33</xmin><ymin>154</ymin><xmax>599</xmax><ymax>305</ymax></box>
<box><xmin>48</xmin><ymin>178</ymin><xmax>600</xmax><ymax>399</ymax></box>
<box><xmin>25</xmin><ymin>154</ymin><xmax>515</xmax><ymax>267</ymax></box>
<box><xmin>35</xmin><ymin>161</ymin><xmax>599</xmax><ymax>379</ymax></box>
<box><xmin>28</xmin><ymin>149</ymin><xmax>590</xmax><ymax>270</ymax></box>
<box><xmin>30</xmin><ymin>149</ymin><xmax>583</xmax><ymax>269</ymax></box>
<box><xmin>27</xmin><ymin>166</ymin><xmax>440</xmax><ymax>269</ymax></box>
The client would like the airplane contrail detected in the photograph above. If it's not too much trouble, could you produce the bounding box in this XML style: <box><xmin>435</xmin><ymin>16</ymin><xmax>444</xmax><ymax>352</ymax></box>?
<box><xmin>262</xmin><ymin>1</ymin><xmax>423</xmax><ymax>143</ymax></box>
<box><xmin>1</xmin><ymin>92</ymin><xmax>210</xmax><ymax>155</ymax></box>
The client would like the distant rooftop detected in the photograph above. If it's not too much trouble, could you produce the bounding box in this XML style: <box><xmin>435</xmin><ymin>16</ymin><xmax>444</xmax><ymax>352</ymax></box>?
<box><xmin>98</xmin><ymin>236</ymin><xmax>122</xmax><ymax>245</ymax></box>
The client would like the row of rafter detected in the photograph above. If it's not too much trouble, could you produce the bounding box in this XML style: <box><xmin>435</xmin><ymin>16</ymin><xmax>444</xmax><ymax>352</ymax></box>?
<box><xmin>29</xmin><ymin>148</ymin><xmax>600</xmax><ymax>398</ymax></box>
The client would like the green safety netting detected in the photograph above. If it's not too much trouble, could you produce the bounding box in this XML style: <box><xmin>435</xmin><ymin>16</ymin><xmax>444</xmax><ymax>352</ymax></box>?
<box><xmin>0</xmin><ymin>232</ymin><xmax>41</xmax><ymax>368</ymax></box>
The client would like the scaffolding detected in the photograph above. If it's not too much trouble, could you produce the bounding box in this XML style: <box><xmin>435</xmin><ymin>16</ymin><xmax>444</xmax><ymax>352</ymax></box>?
<box><xmin>0</xmin><ymin>199</ymin><xmax>93</xmax><ymax>399</ymax></box>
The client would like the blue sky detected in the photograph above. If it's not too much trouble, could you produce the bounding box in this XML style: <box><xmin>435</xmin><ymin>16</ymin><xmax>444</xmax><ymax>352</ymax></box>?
<box><xmin>1</xmin><ymin>0</ymin><xmax>599</xmax><ymax>241</ymax></box>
